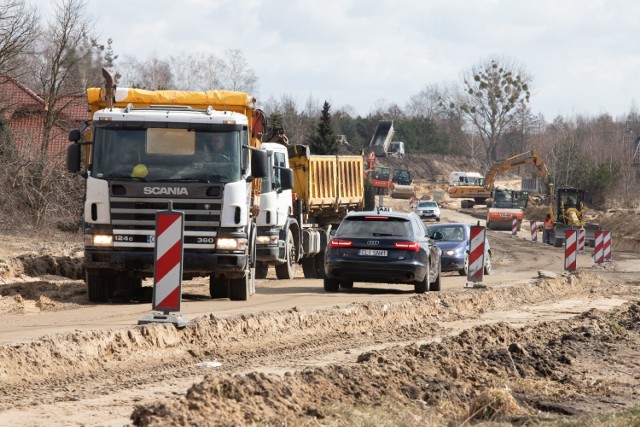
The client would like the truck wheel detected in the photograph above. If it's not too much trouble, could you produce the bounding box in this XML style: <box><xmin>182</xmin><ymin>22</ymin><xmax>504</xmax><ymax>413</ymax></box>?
<box><xmin>230</xmin><ymin>274</ymin><xmax>250</xmax><ymax>301</ymax></box>
<box><xmin>301</xmin><ymin>258</ymin><xmax>317</xmax><ymax>278</ymax></box>
<box><xmin>86</xmin><ymin>268</ymin><xmax>116</xmax><ymax>302</ymax></box>
<box><xmin>323</xmin><ymin>277</ymin><xmax>339</xmax><ymax>292</ymax></box>
<box><xmin>275</xmin><ymin>233</ymin><xmax>296</xmax><ymax>280</ymax></box>
<box><xmin>210</xmin><ymin>276</ymin><xmax>230</xmax><ymax>299</ymax></box>
<box><xmin>255</xmin><ymin>262</ymin><xmax>268</xmax><ymax>279</ymax></box>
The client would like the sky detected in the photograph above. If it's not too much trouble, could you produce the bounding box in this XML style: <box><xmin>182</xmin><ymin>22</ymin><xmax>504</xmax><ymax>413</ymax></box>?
<box><xmin>33</xmin><ymin>0</ymin><xmax>640</xmax><ymax>120</ymax></box>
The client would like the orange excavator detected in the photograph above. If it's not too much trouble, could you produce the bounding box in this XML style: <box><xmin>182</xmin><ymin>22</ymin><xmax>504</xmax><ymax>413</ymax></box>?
<box><xmin>449</xmin><ymin>150</ymin><xmax>552</xmax><ymax>208</ymax></box>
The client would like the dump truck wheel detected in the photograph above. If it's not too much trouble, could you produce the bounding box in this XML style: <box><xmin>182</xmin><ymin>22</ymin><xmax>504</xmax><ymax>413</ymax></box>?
<box><xmin>301</xmin><ymin>258</ymin><xmax>316</xmax><ymax>278</ymax></box>
<box><xmin>275</xmin><ymin>233</ymin><xmax>296</xmax><ymax>280</ymax></box>
<box><xmin>339</xmin><ymin>281</ymin><xmax>354</xmax><ymax>289</ymax></box>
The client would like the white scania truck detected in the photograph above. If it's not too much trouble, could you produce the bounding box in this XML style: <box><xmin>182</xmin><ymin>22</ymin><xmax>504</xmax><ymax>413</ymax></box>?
<box><xmin>67</xmin><ymin>69</ymin><xmax>268</xmax><ymax>302</ymax></box>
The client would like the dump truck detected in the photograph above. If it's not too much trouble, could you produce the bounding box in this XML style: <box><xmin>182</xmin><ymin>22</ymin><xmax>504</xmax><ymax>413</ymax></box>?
<box><xmin>486</xmin><ymin>188</ymin><xmax>529</xmax><ymax>230</ymax></box>
<box><xmin>550</xmin><ymin>188</ymin><xmax>601</xmax><ymax>248</ymax></box>
<box><xmin>390</xmin><ymin>168</ymin><xmax>416</xmax><ymax>199</ymax></box>
<box><xmin>255</xmin><ymin>143</ymin><xmax>364</xmax><ymax>279</ymax></box>
<box><xmin>66</xmin><ymin>68</ymin><xmax>268</xmax><ymax>302</ymax></box>
<box><xmin>369</xmin><ymin>120</ymin><xmax>395</xmax><ymax>157</ymax></box>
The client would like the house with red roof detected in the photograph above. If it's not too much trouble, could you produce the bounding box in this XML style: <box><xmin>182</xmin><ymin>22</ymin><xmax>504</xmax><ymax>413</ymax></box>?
<box><xmin>0</xmin><ymin>76</ymin><xmax>89</xmax><ymax>162</ymax></box>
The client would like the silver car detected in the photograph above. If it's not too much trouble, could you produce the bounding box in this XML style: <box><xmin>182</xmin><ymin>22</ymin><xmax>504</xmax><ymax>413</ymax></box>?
<box><xmin>415</xmin><ymin>200</ymin><xmax>441</xmax><ymax>221</ymax></box>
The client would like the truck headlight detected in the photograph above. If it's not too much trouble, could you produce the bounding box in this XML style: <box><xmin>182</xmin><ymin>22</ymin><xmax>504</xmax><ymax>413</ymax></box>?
<box><xmin>256</xmin><ymin>235</ymin><xmax>278</xmax><ymax>245</ymax></box>
<box><xmin>217</xmin><ymin>237</ymin><xmax>247</xmax><ymax>251</ymax></box>
<box><xmin>86</xmin><ymin>234</ymin><xmax>113</xmax><ymax>247</ymax></box>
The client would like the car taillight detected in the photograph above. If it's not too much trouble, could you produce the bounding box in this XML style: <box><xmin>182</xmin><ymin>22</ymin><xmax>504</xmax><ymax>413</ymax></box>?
<box><xmin>394</xmin><ymin>241</ymin><xmax>420</xmax><ymax>251</ymax></box>
<box><xmin>329</xmin><ymin>238</ymin><xmax>353</xmax><ymax>248</ymax></box>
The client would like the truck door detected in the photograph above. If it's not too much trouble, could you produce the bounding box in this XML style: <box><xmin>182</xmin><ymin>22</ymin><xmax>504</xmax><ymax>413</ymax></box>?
<box><xmin>274</xmin><ymin>151</ymin><xmax>290</xmax><ymax>226</ymax></box>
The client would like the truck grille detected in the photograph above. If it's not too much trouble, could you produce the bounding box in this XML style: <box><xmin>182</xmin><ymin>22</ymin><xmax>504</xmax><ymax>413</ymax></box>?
<box><xmin>110</xmin><ymin>196</ymin><xmax>222</xmax><ymax>250</ymax></box>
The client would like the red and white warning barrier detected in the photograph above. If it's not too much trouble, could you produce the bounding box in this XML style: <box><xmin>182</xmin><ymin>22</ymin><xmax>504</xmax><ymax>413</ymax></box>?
<box><xmin>577</xmin><ymin>227</ymin><xmax>585</xmax><ymax>253</ymax></box>
<box><xmin>511</xmin><ymin>218</ymin><xmax>518</xmax><ymax>237</ymax></box>
<box><xmin>466</xmin><ymin>226</ymin><xmax>486</xmax><ymax>286</ymax></box>
<box><xmin>564</xmin><ymin>229</ymin><xmax>577</xmax><ymax>271</ymax></box>
<box><xmin>603</xmin><ymin>231</ymin><xmax>612</xmax><ymax>261</ymax></box>
<box><xmin>594</xmin><ymin>231</ymin><xmax>604</xmax><ymax>264</ymax></box>
<box><xmin>530</xmin><ymin>220</ymin><xmax>537</xmax><ymax>242</ymax></box>
<box><xmin>152</xmin><ymin>210</ymin><xmax>185</xmax><ymax>312</ymax></box>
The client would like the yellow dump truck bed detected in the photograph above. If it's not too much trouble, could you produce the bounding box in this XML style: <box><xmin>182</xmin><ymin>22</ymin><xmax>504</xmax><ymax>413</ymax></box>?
<box><xmin>288</xmin><ymin>146</ymin><xmax>364</xmax><ymax>217</ymax></box>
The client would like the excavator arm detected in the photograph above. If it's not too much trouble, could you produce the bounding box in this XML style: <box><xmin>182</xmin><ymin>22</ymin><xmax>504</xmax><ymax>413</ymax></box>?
<box><xmin>484</xmin><ymin>150</ymin><xmax>553</xmax><ymax>194</ymax></box>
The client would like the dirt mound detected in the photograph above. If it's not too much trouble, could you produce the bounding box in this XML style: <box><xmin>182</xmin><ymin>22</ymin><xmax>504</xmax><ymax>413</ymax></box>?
<box><xmin>131</xmin><ymin>301</ymin><xmax>640</xmax><ymax>426</ymax></box>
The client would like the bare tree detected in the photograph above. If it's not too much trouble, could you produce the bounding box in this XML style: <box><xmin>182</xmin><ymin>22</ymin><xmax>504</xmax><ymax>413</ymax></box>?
<box><xmin>28</xmin><ymin>0</ymin><xmax>96</xmax><ymax>155</ymax></box>
<box><xmin>445</xmin><ymin>57</ymin><xmax>532</xmax><ymax>161</ymax></box>
<box><xmin>219</xmin><ymin>49</ymin><xmax>258</xmax><ymax>94</ymax></box>
<box><xmin>0</xmin><ymin>0</ymin><xmax>39</xmax><ymax>79</ymax></box>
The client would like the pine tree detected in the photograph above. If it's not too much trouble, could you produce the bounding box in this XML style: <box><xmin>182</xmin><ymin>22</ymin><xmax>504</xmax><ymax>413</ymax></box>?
<box><xmin>309</xmin><ymin>101</ymin><xmax>336</xmax><ymax>154</ymax></box>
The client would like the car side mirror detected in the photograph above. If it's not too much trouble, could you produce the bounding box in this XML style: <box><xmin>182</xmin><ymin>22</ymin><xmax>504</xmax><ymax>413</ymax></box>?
<box><xmin>430</xmin><ymin>231</ymin><xmax>443</xmax><ymax>241</ymax></box>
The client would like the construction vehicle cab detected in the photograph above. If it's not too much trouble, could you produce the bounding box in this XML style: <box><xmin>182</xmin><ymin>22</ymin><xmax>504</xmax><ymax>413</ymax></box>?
<box><xmin>551</xmin><ymin>188</ymin><xmax>600</xmax><ymax>247</ymax></box>
<box><xmin>486</xmin><ymin>188</ymin><xmax>529</xmax><ymax>230</ymax></box>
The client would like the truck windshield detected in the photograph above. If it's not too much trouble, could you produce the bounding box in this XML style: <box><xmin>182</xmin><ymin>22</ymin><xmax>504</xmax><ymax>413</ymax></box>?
<box><xmin>91</xmin><ymin>128</ymin><xmax>242</xmax><ymax>183</ymax></box>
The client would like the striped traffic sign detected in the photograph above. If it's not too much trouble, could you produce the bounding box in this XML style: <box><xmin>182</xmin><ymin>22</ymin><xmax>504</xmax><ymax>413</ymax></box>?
<box><xmin>603</xmin><ymin>231</ymin><xmax>612</xmax><ymax>261</ymax></box>
<box><xmin>594</xmin><ymin>231</ymin><xmax>604</xmax><ymax>264</ymax></box>
<box><xmin>530</xmin><ymin>220</ymin><xmax>537</xmax><ymax>242</ymax></box>
<box><xmin>467</xmin><ymin>226</ymin><xmax>486</xmax><ymax>285</ymax></box>
<box><xmin>577</xmin><ymin>227</ymin><xmax>585</xmax><ymax>253</ymax></box>
<box><xmin>564</xmin><ymin>229</ymin><xmax>577</xmax><ymax>271</ymax></box>
<box><xmin>152</xmin><ymin>210</ymin><xmax>184</xmax><ymax>312</ymax></box>
<box><xmin>511</xmin><ymin>218</ymin><xmax>518</xmax><ymax>237</ymax></box>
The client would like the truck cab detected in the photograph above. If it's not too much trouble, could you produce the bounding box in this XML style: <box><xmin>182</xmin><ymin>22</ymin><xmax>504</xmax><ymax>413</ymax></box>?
<box><xmin>255</xmin><ymin>142</ymin><xmax>295</xmax><ymax>278</ymax></box>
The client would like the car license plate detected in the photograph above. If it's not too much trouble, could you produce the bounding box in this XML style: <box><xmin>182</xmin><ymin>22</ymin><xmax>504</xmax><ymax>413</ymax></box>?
<box><xmin>359</xmin><ymin>249</ymin><xmax>387</xmax><ymax>257</ymax></box>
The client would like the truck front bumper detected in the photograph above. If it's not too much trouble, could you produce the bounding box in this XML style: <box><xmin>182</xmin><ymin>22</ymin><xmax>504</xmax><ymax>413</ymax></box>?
<box><xmin>85</xmin><ymin>249</ymin><xmax>247</xmax><ymax>278</ymax></box>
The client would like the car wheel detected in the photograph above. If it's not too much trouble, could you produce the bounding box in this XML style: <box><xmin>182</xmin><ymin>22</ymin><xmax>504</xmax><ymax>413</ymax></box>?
<box><xmin>323</xmin><ymin>277</ymin><xmax>339</xmax><ymax>292</ymax></box>
<box><xmin>458</xmin><ymin>253</ymin><xmax>469</xmax><ymax>276</ymax></box>
<box><xmin>436</xmin><ymin>217</ymin><xmax>440</xmax><ymax>222</ymax></box>
<box><xmin>415</xmin><ymin>263</ymin><xmax>429</xmax><ymax>294</ymax></box>
<box><xmin>430</xmin><ymin>260</ymin><xmax>441</xmax><ymax>291</ymax></box>
<box><xmin>484</xmin><ymin>252</ymin><xmax>492</xmax><ymax>275</ymax></box>
<box><xmin>339</xmin><ymin>281</ymin><xmax>353</xmax><ymax>289</ymax></box>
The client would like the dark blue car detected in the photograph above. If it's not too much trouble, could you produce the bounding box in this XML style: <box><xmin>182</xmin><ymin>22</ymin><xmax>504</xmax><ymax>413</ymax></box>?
<box><xmin>425</xmin><ymin>223</ymin><xmax>492</xmax><ymax>276</ymax></box>
<box><xmin>324</xmin><ymin>211</ymin><xmax>442</xmax><ymax>293</ymax></box>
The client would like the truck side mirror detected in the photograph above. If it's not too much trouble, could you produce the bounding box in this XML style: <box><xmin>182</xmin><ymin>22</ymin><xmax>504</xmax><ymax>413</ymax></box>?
<box><xmin>279</xmin><ymin>167</ymin><xmax>294</xmax><ymax>191</ymax></box>
<box><xmin>67</xmin><ymin>143</ymin><xmax>81</xmax><ymax>173</ymax></box>
<box><xmin>68</xmin><ymin>128</ymin><xmax>82</xmax><ymax>142</ymax></box>
<box><xmin>250</xmin><ymin>148</ymin><xmax>268</xmax><ymax>178</ymax></box>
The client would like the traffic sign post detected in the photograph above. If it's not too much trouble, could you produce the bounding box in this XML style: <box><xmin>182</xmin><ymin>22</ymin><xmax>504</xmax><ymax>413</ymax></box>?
<box><xmin>139</xmin><ymin>205</ymin><xmax>189</xmax><ymax>328</ymax></box>
<box><xmin>511</xmin><ymin>217</ymin><xmax>518</xmax><ymax>237</ymax></box>
<box><xmin>564</xmin><ymin>229</ymin><xmax>577</xmax><ymax>272</ymax></box>
<box><xmin>465</xmin><ymin>225</ymin><xmax>487</xmax><ymax>288</ymax></box>
<box><xmin>577</xmin><ymin>227</ymin><xmax>585</xmax><ymax>253</ymax></box>
<box><xmin>594</xmin><ymin>231</ymin><xmax>604</xmax><ymax>266</ymax></box>
<box><xmin>530</xmin><ymin>220</ymin><xmax>537</xmax><ymax>242</ymax></box>
<box><xmin>603</xmin><ymin>231</ymin><xmax>612</xmax><ymax>262</ymax></box>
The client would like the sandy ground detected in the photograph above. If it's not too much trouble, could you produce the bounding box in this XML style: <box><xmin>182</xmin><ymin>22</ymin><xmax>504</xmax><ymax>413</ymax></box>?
<box><xmin>0</xmin><ymin>199</ymin><xmax>639</xmax><ymax>426</ymax></box>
